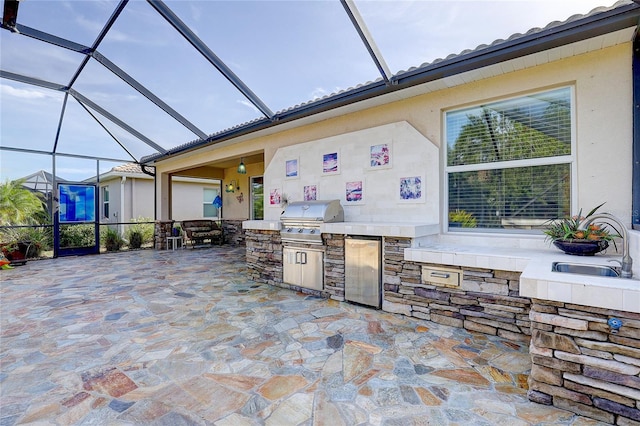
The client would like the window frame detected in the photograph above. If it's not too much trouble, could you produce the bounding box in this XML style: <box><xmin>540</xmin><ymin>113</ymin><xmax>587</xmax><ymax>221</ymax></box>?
<box><xmin>202</xmin><ymin>187</ymin><xmax>219</xmax><ymax>219</ymax></box>
<box><xmin>250</xmin><ymin>175</ymin><xmax>264</xmax><ymax>220</ymax></box>
<box><xmin>443</xmin><ymin>85</ymin><xmax>577</xmax><ymax>233</ymax></box>
<box><xmin>102</xmin><ymin>185</ymin><xmax>109</xmax><ymax>219</ymax></box>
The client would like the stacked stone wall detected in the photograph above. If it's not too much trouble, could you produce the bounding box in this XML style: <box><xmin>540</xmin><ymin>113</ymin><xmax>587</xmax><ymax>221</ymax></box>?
<box><xmin>382</xmin><ymin>237</ymin><xmax>531</xmax><ymax>343</ymax></box>
<box><xmin>528</xmin><ymin>301</ymin><xmax>640</xmax><ymax>424</ymax></box>
<box><xmin>222</xmin><ymin>220</ymin><xmax>245</xmax><ymax>246</ymax></box>
<box><xmin>154</xmin><ymin>220</ymin><xmax>175</xmax><ymax>250</ymax></box>
<box><xmin>324</xmin><ymin>234</ymin><xmax>345</xmax><ymax>301</ymax></box>
<box><xmin>245</xmin><ymin>230</ymin><xmax>282</xmax><ymax>285</ymax></box>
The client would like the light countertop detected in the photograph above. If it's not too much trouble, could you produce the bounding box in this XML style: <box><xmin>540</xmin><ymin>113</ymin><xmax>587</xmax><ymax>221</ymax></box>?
<box><xmin>243</xmin><ymin>220</ymin><xmax>439</xmax><ymax>238</ymax></box>
<box><xmin>406</xmin><ymin>244</ymin><xmax>639</xmax><ymax>314</ymax></box>
<box><xmin>242</xmin><ymin>220</ymin><xmax>639</xmax><ymax>313</ymax></box>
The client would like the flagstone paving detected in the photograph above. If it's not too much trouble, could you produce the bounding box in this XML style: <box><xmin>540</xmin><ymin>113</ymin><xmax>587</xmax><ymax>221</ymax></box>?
<box><xmin>1</xmin><ymin>246</ymin><xmax>611</xmax><ymax>425</ymax></box>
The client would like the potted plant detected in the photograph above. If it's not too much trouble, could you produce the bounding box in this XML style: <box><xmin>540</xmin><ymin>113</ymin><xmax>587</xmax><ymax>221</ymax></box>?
<box><xmin>543</xmin><ymin>203</ymin><xmax>618</xmax><ymax>256</ymax></box>
<box><xmin>448</xmin><ymin>209</ymin><xmax>477</xmax><ymax>228</ymax></box>
<box><xmin>0</xmin><ymin>226</ymin><xmax>49</xmax><ymax>265</ymax></box>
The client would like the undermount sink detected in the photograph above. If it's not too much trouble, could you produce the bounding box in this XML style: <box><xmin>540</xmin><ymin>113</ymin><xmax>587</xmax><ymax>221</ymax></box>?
<box><xmin>552</xmin><ymin>262</ymin><xmax>620</xmax><ymax>278</ymax></box>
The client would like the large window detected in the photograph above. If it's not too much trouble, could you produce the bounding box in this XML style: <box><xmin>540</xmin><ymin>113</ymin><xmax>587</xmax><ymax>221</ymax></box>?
<box><xmin>445</xmin><ymin>87</ymin><xmax>573</xmax><ymax>231</ymax></box>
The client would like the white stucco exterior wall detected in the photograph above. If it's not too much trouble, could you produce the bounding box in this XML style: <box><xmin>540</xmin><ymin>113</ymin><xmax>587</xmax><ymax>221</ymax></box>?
<box><xmin>265</xmin><ymin>121</ymin><xmax>439</xmax><ymax>223</ymax></box>
<box><xmin>153</xmin><ymin>40</ymin><xmax>635</xmax><ymax>229</ymax></box>
<box><xmin>171</xmin><ymin>180</ymin><xmax>221</xmax><ymax>221</ymax></box>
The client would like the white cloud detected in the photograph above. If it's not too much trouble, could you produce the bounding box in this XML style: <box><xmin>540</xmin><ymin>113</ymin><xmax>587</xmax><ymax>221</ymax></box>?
<box><xmin>310</xmin><ymin>87</ymin><xmax>329</xmax><ymax>100</ymax></box>
<box><xmin>237</xmin><ymin>99</ymin><xmax>260</xmax><ymax>113</ymax></box>
<box><xmin>189</xmin><ymin>3</ymin><xmax>203</xmax><ymax>22</ymax></box>
<box><xmin>55</xmin><ymin>167</ymin><xmax>101</xmax><ymax>180</ymax></box>
<box><xmin>0</xmin><ymin>84</ymin><xmax>51</xmax><ymax>100</ymax></box>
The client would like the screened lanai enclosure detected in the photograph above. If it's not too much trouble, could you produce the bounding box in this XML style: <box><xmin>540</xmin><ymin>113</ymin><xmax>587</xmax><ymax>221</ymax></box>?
<box><xmin>2</xmin><ymin>0</ymin><xmax>455</xmax><ymax>170</ymax></box>
<box><xmin>1</xmin><ymin>0</ymin><xmax>639</xmax><ymax>259</ymax></box>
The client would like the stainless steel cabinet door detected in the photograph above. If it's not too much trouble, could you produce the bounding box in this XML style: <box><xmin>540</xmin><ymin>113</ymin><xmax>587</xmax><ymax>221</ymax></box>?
<box><xmin>345</xmin><ymin>238</ymin><xmax>381</xmax><ymax>307</ymax></box>
<box><xmin>283</xmin><ymin>247</ymin><xmax>324</xmax><ymax>290</ymax></box>
<box><xmin>283</xmin><ymin>247</ymin><xmax>300</xmax><ymax>286</ymax></box>
<box><xmin>300</xmin><ymin>249</ymin><xmax>323</xmax><ymax>290</ymax></box>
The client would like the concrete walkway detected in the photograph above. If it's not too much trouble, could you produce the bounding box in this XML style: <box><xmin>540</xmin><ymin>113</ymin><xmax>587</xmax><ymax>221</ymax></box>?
<box><xmin>1</xmin><ymin>246</ymin><xmax>608</xmax><ymax>425</ymax></box>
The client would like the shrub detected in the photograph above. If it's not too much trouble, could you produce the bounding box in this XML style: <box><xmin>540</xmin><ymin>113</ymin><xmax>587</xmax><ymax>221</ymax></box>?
<box><xmin>60</xmin><ymin>224</ymin><xmax>96</xmax><ymax>248</ymax></box>
<box><xmin>104</xmin><ymin>227</ymin><xmax>124</xmax><ymax>252</ymax></box>
<box><xmin>15</xmin><ymin>226</ymin><xmax>51</xmax><ymax>257</ymax></box>
<box><xmin>126</xmin><ymin>217</ymin><xmax>154</xmax><ymax>245</ymax></box>
<box><xmin>128</xmin><ymin>230</ymin><xmax>143</xmax><ymax>249</ymax></box>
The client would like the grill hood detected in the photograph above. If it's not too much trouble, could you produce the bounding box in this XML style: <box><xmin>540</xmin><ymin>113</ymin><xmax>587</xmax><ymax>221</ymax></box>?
<box><xmin>280</xmin><ymin>200</ymin><xmax>344</xmax><ymax>223</ymax></box>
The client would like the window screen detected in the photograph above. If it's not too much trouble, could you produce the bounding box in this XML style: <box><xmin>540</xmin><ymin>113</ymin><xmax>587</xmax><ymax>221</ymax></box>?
<box><xmin>445</xmin><ymin>87</ymin><xmax>573</xmax><ymax>231</ymax></box>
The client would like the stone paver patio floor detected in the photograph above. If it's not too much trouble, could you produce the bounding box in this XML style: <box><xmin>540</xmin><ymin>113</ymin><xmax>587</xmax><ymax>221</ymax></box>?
<box><xmin>1</xmin><ymin>246</ymin><xmax>609</xmax><ymax>425</ymax></box>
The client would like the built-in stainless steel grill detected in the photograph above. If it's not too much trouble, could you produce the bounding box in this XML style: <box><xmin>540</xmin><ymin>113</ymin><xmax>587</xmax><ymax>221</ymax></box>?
<box><xmin>280</xmin><ymin>200</ymin><xmax>344</xmax><ymax>244</ymax></box>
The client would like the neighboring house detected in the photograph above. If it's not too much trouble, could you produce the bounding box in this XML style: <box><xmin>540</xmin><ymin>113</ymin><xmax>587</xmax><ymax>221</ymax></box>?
<box><xmin>92</xmin><ymin>164</ymin><xmax>221</xmax><ymax>232</ymax></box>
<box><xmin>17</xmin><ymin>170</ymin><xmax>68</xmax><ymax>218</ymax></box>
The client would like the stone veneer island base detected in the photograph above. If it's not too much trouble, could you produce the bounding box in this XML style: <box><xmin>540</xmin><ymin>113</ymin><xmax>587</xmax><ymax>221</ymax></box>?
<box><xmin>528</xmin><ymin>300</ymin><xmax>640</xmax><ymax>424</ymax></box>
<box><xmin>243</xmin><ymin>222</ymin><xmax>640</xmax><ymax>424</ymax></box>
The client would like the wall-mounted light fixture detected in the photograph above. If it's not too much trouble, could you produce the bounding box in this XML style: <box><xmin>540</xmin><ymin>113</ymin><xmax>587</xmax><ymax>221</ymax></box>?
<box><xmin>225</xmin><ymin>180</ymin><xmax>239</xmax><ymax>193</ymax></box>
<box><xmin>237</xmin><ymin>158</ymin><xmax>246</xmax><ymax>174</ymax></box>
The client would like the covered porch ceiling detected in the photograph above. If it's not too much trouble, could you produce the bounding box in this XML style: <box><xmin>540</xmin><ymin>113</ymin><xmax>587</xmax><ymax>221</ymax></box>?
<box><xmin>170</xmin><ymin>152</ymin><xmax>264</xmax><ymax>180</ymax></box>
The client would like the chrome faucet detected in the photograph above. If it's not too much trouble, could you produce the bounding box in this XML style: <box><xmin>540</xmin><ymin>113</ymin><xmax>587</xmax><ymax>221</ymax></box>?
<box><xmin>578</xmin><ymin>213</ymin><xmax>633</xmax><ymax>279</ymax></box>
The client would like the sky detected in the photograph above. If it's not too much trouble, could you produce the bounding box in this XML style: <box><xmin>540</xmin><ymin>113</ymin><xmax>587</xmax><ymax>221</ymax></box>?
<box><xmin>0</xmin><ymin>0</ymin><xmax>617</xmax><ymax>182</ymax></box>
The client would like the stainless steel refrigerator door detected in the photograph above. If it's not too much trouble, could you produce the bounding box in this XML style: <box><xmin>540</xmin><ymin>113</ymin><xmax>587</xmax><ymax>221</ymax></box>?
<box><xmin>345</xmin><ymin>238</ymin><xmax>381</xmax><ymax>307</ymax></box>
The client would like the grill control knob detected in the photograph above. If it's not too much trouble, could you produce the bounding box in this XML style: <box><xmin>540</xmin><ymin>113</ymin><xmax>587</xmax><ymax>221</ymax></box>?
<box><xmin>310</xmin><ymin>229</ymin><xmax>315</xmax><ymax>234</ymax></box>
<box><xmin>287</xmin><ymin>228</ymin><xmax>292</xmax><ymax>232</ymax></box>
<box><xmin>298</xmin><ymin>228</ymin><xmax>303</xmax><ymax>233</ymax></box>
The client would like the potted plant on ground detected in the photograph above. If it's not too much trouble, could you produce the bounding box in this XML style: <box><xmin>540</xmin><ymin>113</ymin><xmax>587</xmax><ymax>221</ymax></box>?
<box><xmin>543</xmin><ymin>203</ymin><xmax>618</xmax><ymax>256</ymax></box>
<box><xmin>0</xmin><ymin>240</ymin><xmax>26</xmax><ymax>265</ymax></box>
<box><xmin>0</xmin><ymin>226</ymin><xmax>49</xmax><ymax>265</ymax></box>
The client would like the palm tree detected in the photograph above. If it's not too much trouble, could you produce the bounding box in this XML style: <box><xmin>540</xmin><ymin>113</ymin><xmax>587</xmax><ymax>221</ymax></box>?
<box><xmin>0</xmin><ymin>179</ymin><xmax>47</xmax><ymax>226</ymax></box>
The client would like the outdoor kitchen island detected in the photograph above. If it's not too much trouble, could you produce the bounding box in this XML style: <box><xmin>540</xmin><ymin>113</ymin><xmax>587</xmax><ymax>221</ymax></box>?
<box><xmin>243</xmin><ymin>219</ymin><xmax>438</xmax><ymax>302</ymax></box>
<box><xmin>244</xmin><ymin>218</ymin><xmax>640</xmax><ymax>423</ymax></box>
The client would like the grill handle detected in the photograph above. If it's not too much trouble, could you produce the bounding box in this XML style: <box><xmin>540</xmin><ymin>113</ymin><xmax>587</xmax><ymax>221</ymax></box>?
<box><xmin>294</xmin><ymin>251</ymin><xmax>308</xmax><ymax>264</ymax></box>
<box><xmin>430</xmin><ymin>272</ymin><xmax>450</xmax><ymax>279</ymax></box>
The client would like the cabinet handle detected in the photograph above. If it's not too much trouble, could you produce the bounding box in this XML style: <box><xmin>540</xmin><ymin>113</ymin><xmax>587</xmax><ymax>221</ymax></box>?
<box><xmin>300</xmin><ymin>252</ymin><xmax>307</xmax><ymax>264</ymax></box>
<box><xmin>430</xmin><ymin>272</ymin><xmax>450</xmax><ymax>279</ymax></box>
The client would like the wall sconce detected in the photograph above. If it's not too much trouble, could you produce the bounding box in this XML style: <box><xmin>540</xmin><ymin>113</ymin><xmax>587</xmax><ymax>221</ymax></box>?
<box><xmin>236</xmin><ymin>192</ymin><xmax>244</xmax><ymax>203</ymax></box>
<box><xmin>237</xmin><ymin>158</ymin><xmax>246</xmax><ymax>174</ymax></box>
<box><xmin>225</xmin><ymin>180</ymin><xmax>239</xmax><ymax>193</ymax></box>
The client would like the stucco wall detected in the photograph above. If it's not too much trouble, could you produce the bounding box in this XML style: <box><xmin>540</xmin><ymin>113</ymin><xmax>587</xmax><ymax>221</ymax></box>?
<box><xmin>222</xmin><ymin>162</ymin><xmax>263</xmax><ymax>220</ymax></box>
<box><xmin>99</xmin><ymin>180</ymin><xmax>121</xmax><ymax>223</ymax></box>
<box><xmin>154</xmin><ymin>42</ymin><xmax>633</xmax><ymax>225</ymax></box>
<box><xmin>127</xmin><ymin>178</ymin><xmax>154</xmax><ymax>220</ymax></box>
<box><xmin>172</xmin><ymin>180</ymin><xmax>221</xmax><ymax>221</ymax></box>
<box><xmin>265</xmin><ymin>121</ymin><xmax>439</xmax><ymax>222</ymax></box>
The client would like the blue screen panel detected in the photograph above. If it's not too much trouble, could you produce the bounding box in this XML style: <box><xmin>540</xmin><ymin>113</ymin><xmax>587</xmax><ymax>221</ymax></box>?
<box><xmin>59</xmin><ymin>184</ymin><xmax>96</xmax><ymax>223</ymax></box>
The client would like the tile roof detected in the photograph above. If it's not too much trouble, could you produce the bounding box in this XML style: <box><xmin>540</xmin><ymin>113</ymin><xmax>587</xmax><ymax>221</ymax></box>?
<box><xmin>110</xmin><ymin>163</ymin><xmax>143</xmax><ymax>174</ymax></box>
